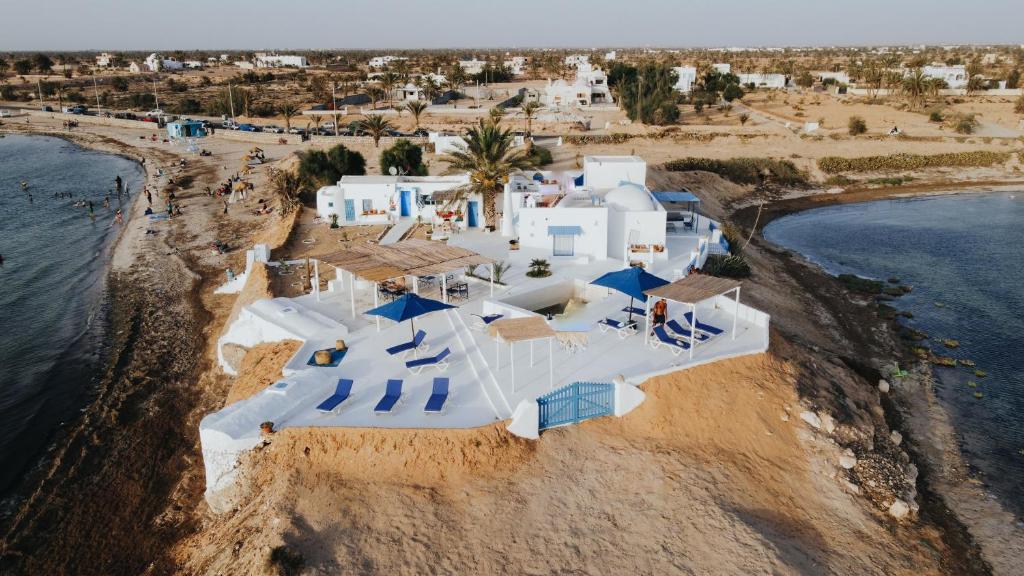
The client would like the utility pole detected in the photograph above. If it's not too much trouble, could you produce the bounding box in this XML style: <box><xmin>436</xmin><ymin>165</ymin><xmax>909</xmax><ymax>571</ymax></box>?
<box><xmin>36</xmin><ymin>78</ymin><xmax>43</xmax><ymax>107</ymax></box>
<box><xmin>228</xmin><ymin>83</ymin><xmax>235</xmax><ymax>123</ymax></box>
<box><xmin>332</xmin><ymin>80</ymin><xmax>339</xmax><ymax>136</ymax></box>
<box><xmin>93</xmin><ymin>73</ymin><xmax>102</xmax><ymax>115</ymax></box>
<box><xmin>152</xmin><ymin>75</ymin><xmax>160</xmax><ymax>113</ymax></box>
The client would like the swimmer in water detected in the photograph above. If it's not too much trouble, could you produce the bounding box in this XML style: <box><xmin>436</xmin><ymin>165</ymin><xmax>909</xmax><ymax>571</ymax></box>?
<box><xmin>21</xmin><ymin>181</ymin><xmax>29</xmax><ymax>190</ymax></box>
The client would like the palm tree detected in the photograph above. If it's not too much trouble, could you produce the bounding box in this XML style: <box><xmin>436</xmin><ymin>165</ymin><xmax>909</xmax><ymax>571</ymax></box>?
<box><xmin>271</xmin><ymin>169</ymin><xmax>306</xmax><ymax>215</ymax></box>
<box><xmin>488</xmin><ymin>107</ymin><xmax>504</xmax><ymax>125</ymax></box>
<box><xmin>380</xmin><ymin>71</ymin><xmax>399</xmax><ymax>107</ymax></box>
<box><xmin>418</xmin><ymin>75</ymin><xmax>439</xmax><ymax>103</ymax></box>
<box><xmin>360</xmin><ymin>114</ymin><xmax>393</xmax><ymax>147</ymax></box>
<box><xmin>521</xmin><ymin>101</ymin><xmax>542</xmax><ymax>136</ymax></box>
<box><xmin>404</xmin><ymin>100</ymin><xmax>428</xmax><ymax>130</ymax></box>
<box><xmin>366</xmin><ymin>85</ymin><xmax>384</xmax><ymax>110</ymax></box>
<box><xmin>902</xmin><ymin>68</ymin><xmax>930</xmax><ymax>109</ymax></box>
<box><xmin>440</xmin><ymin>120</ymin><xmax>538</xmax><ymax>230</ymax></box>
<box><xmin>279</xmin><ymin>103</ymin><xmax>299</xmax><ymax>134</ymax></box>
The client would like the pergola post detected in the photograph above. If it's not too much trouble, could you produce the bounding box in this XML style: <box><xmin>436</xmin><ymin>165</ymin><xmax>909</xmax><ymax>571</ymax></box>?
<box><xmin>732</xmin><ymin>286</ymin><xmax>740</xmax><ymax>340</ymax></box>
<box><xmin>495</xmin><ymin>337</ymin><xmax>501</xmax><ymax>370</ymax></box>
<box><xmin>349</xmin><ymin>271</ymin><xmax>356</xmax><ymax>318</ymax></box>
<box><xmin>644</xmin><ymin>297</ymin><xmax>652</xmax><ymax>346</ymax></box>
<box><xmin>373</xmin><ymin>282</ymin><xmax>380</xmax><ymax>332</ymax></box>
<box><xmin>530</xmin><ymin>340</ymin><xmax>534</xmax><ymax>367</ymax></box>
<box><xmin>510</xmin><ymin>341</ymin><xmax>515</xmax><ymax>393</ymax></box>
<box><xmin>442</xmin><ymin>274</ymin><xmax>448</xmax><ymax>304</ymax></box>
<box><xmin>314</xmin><ymin>260</ymin><xmax>321</xmax><ymax>301</ymax></box>
<box><xmin>412</xmin><ymin>276</ymin><xmax>419</xmax><ymax>295</ymax></box>
<box><xmin>689</xmin><ymin>303</ymin><xmax>696</xmax><ymax>360</ymax></box>
<box><xmin>489</xmin><ymin>263</ymin><xmax>494</xmax><ymax>297</ymax></box>
<box><xmin>548</xmin><ymin>336</ymin><xmax>554</xmax><ymax>390</ymax></box>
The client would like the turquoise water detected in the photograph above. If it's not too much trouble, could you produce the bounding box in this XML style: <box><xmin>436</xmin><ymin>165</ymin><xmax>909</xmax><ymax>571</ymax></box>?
<box><xmin>764</xmin><ymin>192</ymin><xmax>1024</xmax><ymax>519</ymax></box>
<box><xmin>0</xmin><ymin>134</ymin><xmax>144</xmax><ymax>498</ymax></box>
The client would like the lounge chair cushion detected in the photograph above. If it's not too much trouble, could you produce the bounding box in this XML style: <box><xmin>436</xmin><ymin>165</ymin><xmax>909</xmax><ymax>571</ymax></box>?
<box><xmin>386</xmin><ymin>330</ymin><xmax>427</xmax><ymax>356</ymax></box>
<box><xmin>406</xmin><ymin>347</ymin><xmax>451</xmax><ymax>369</ymax></box>
<box><xmin>316</xmin><ymin>378</ymin><xmax>353</xmax><ymax>412</ymax></box>
<box><xmin>374</xmin><ymin>379</ymin><xmax>403</xmax><ymax>413</ymax></box>
<box><xmin>424</xmin><ymin>377</ymin><xmax>450</xmax><ymax>413</ymax></box>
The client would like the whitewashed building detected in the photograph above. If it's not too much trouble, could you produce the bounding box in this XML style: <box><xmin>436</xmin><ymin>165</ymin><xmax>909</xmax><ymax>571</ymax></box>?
<box><xmin>144</xmin><ymin>53</ymin><xmax>184</xmax><ymax>72</ymax></box>
<box><xmin>369</xmin><ymin>55</ymin><xmax>406</xmax><ymax>69</ymax></box>
<box><xmin>504</xmin><ymin>56</ymin><xmax>529</xmax><ymax>76</ymax></box>
<box><xmin>255</xmin><ymin>53</ymin><xmax>309</xmax><ymax>68</ymax></box>
<box><xmin>604</xmin><ymin>50</ymin><xmax>617</xmax><ymax>61</ymax></box>
<box><xmin>921</xmin><ymin>64</ymin><xmax>968</xmax><ymax>89</ymax></box>
<box><xmin>504</xmin><ymin>156</ymin><xmax>666</xmax><ymax>262</ymax></box>
<box><xmin>393</xmin><ymin>82</ymin><xmax>425</xmax><ymax>102</ymax></box>
<box><xmin>316</xmin><ymin>174</ymin><xmax>480</xmax><ymax>226</ymax></box>
<box><xmin>543</xmin><ymin>63</ymin><xmax>613</xmax><ymax>108</ymax></box>
<box><xmin>128</xmin><ymin>61</ymin><xmax>142</xmax><ymax>74</ymax></box>
<box><xmin>565</xmin><ymin>54</ymin><xmax>590</xmax><ymax>68</ymax></box>
<box><xmin>737</xmin><ymin>73</ymin><xmax>788</xmax><ymax>89</ymax></box>
<box><xmin>712</xmin><ymin>63</ymin><xmax>731</xmax><ymax>74</ymax></box>
<box><xmin>673</xmin><ymin>66</ymin><xmax>698</xmax><ymax>93</ymax></box>
<box><xmin>95</xmin><ymin>52</ymin><xmax>114</xmax><ymax>67</ymax></box>
<box><xmin>458</xmin><ymin>59</ymin><xmax>487</xmax><ymax>75</ymax></box>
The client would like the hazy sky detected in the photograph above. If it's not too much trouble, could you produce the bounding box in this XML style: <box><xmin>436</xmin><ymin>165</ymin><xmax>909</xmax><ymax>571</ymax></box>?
<box><xmin>2</xmin><ymin>0</ymin><xmax>1021</xmax><ymax>51</ymax></box>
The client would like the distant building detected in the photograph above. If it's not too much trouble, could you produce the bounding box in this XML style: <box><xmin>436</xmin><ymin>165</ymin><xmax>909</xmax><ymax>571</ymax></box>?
<box><xmin>369</xmin><ymin>55</ymin><xmax>406</xmax><ymax>69</ymax></box>
<box><xmin>234</xmin><ymin>61</ymin><xmax>255</xmax><ymax>70</ymax></box>
<box><xmin>673</xmin><ymin>66</ymin><xmax>698</xmax><ymax>93</ymax></box>
<box><xmin>166</xmin><ymin>119</ymin><xmax>207</xmax><ymax>139</ymax></box>
<box><xmin>504</xmin><ymin>56</ymin><xmax>529</xmax><ymax>76</ymax></box>
<box><xmin>815</xmin><ymin>71</ymin><xmax>850</xmax><ymax>85</ymax></box>
<box><xmin>712</xmin><ymin>63</ymin><xmax>731</xmax><ymax>74</ymax></box>
<box><xmin>144</xmin><ymin>53</ymin><xmax>183</xmax><ymax>72</ymax></box>
<box><xmin>128</xmin><ymin>62</ymin><xmax>142</xmax><ymax>74</ymax></box>
<box><xmin>184</xmin><ymin>60</ymin><xmax>205</xmax><ymax>69</ymax></box>
<box><xmin>393</xmin><ymin>82</ymin><xmax>425</xmax><ymax>102</ymax></box>
<box><xmin>458</xmin><ymin>59</ymin><xmax>487</xmax><ymax>75</ymax></box>
<box><xmin>920</xmin><ymin>64</ymin><xmax>967</xmax><ymax>89</ymax></box>
<box><xmin>543</xmin><ymin>63</ymin><xmax>613</xmax><ymax>108</ymax></box>
<box><xmin>604</xmin><ymin>50</ymin><xmax>617</xmax><ymax>62</ymax></box>
<box><xmin>95</xmin><ymin>52</ymin><xmax>114</xmax><ymax>67</ymax></box>
<box><xmin>737</xmin><ymin>73</ymin><xmax>788</xmax><ymax>89</ymax></box>
<box><xmin>564</xmin><ymin>54</ymin><xmax>590</xmax><ymax>69</ymax></box>
<box><xmin>254</xmin><ymin>53</ymin><xmax>309</xmax><ymax>68</ymax></box>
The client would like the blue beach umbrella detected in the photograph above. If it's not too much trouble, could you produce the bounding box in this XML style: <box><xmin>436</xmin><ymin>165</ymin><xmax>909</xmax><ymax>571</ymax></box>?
<box><xmin>365</xmin><ymin>292</ymin><xmax>455</xmax><ymax>338</ymax></box>
<box><xmin>591</xmin><ymin>267</ymin><xmax>670</xmax><ymax>323</ymax></box>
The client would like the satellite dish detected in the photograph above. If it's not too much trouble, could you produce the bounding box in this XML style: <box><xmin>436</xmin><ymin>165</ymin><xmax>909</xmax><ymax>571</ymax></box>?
<box><xmin>388</xmin><ymin>166</ymin><xmax>398</xmax><ymax>176</ymax></box>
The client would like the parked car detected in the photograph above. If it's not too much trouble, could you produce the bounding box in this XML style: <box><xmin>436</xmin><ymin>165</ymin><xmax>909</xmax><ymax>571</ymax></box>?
<box><xmin>222</xmin><ymin>120</ymin><xmax>239</xmax><ymax>130</ymax></box>
<box><xmin>237</xmin><ymin>124</ymin><xmax>262</xmax><ymax>132</ymax></box>
<box><xmin>64</xmin><ymin>105</ymin><xmax>88</xmax><ymax>115</ymax></box>
<box><xmin>41</xmin><ymin>105</ymin><xmax>54</xmax><ymax>112</ymax></box>
<box><xmin>263</xmin><ymin>125</ymin><xmax>284</xmax><ymax>134</ymax></box>
<box><xmin>145</xmin><ymin>109</ymin><xmax>165</xmax><ymax>118</ymax></box>
<box><xmin>411</xmin><ymin>128</ymin><xmax>429</xmax><ymax>137</ymax></box>
<box><xmin>287</xmin><ymin>126</ymin><xmax>305</xmax><ymax>135</ymax></box>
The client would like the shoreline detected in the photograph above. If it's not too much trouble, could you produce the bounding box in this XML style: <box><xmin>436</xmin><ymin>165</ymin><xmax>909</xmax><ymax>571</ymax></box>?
<box><xmin>740</xmin><ymin>184</ymin><xmax>1023</xmax><ymax>574</ymax></box>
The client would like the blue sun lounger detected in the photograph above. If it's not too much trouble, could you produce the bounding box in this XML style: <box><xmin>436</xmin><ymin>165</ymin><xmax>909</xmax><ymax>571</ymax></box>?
<box><xmin>682</xmin><ymin>312</ymin><xmax>724</xmax><ymax>337</ymax></box>
<box><xmin>405</xmin><ymin>347</ymin><xmax>451</xmax><ymax>375</ymax></box>
<box><xmin>622</xmin><ymin>306</ymin><xmax>647</xmax><ymax>317</ymax></box>
<box><xmin>651</xmin><ymin>325</ymin><xmax>690</xmax><ymax>356</ymax></box>
<box><xmin>424</xmin><ymin>377</ymin><xmax>450</xmax><ymax>413</ymax></box>
<box><xmin>471</xmin><ymin>313</ymin><xmax>504</xmax><ymax>330</ymax></box>
<box><xmin>316</xmin><ymin>378</ymin><xmax>353</xmax><ymax>413</ymax></box>
<box><xmin>386</xmin><ymin>329</ymin><xmax>428</xmax><ymax>359</ymax></box>
<box><xmin>374</xmin><ymin>379</ymin><xmax>403</xmax><ymax>413</ymax></box>
<box><xmin>598</xmin><ymin>317</ymin><xmax>637</xmax><ymax>339</ymax></box>
<box><xmin>666</xmin><ymin>320</ymin><xmax>711</xmax><ymax>343</ymax></box>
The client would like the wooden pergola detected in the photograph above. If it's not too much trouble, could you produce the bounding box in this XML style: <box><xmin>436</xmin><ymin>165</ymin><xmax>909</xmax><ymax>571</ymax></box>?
<box><xmin>318</xmin><ymin>239</ymin><xmax>495</xmax><ymax>328</ymax></box>
<box><xmin>488</xmin><ymin>316</ymin><xmax>557</xmax><ymax>392</ymax></box>
<box><xmin>643</xmin><ymin>275</ymin><xmax>742</xmax><ymax>358</ymax></box>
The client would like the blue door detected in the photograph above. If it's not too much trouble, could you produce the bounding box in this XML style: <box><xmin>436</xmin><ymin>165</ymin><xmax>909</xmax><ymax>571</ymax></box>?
<box><xmin>537</xmin><ymin>382</ymin><xmax>615</xmax><ymax>431</ymax></box>
<box><xmin>344</xmin><ymin>199</ymin><xmax>356</xmax><ymax>221</ymax></box>
<box><xmin>467</xmin><ymin>201</ymin><xmax>479</xmax><ymax>227</ymax></box>
<box><xmin>400</xmin><ymin>189</ymin><xmax>412</xmax><ymax>217</ymax></box>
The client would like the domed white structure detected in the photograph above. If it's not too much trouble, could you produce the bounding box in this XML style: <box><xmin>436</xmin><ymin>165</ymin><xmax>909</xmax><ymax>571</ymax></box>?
<box><xmin>604</xmin><ymin>182</ymin><xmax>656</xmax><ymax>212</ymax></box>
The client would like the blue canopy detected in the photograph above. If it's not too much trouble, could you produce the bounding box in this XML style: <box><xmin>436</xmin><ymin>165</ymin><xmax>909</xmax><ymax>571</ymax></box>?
<box><xmin>366</xmin><ymin>293</ymin><xmax>455</xmax><ymax>337</ymax></box>
<box><xmin>652</xmin><ymin>191</ymin><xmax>700</xmax><ymax>204</ymax></box>
<box><xmin>591</xmin><ymin>267</ymin><xmax>670</xmax><ymax>302</ymax></box>
<box><xmin>532</xmin><ymin>172</ymin><xmax>545</xmax><ymax>182</ymax></box>
<box><xmin>573</xmin><ymin>173</ymin><xmax>585</xmax><ymax>187</ymax></box>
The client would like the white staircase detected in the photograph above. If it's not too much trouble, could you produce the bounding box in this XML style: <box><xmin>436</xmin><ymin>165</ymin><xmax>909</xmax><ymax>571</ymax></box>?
<box><xmin>380</xmin><ymin>218</ymin><xmax>416</xmax><ymax>245</ymax></box>
<box><xmin>445</xmin><ymin>309</ymin><xmax>512</xmax><ymax>419</ymax></box>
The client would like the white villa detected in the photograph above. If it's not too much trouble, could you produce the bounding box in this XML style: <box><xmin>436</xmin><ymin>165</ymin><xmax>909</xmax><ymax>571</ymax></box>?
<box><xmin>504</xmin><ymin>56</ymin><xmax>529</xmax><ymax>76</ymax></box>
<box><xmin>369</xmin><ymin>55</ymin><xmax>407</xmax><ymax>69</ymax></box>
<box><xmin>543</xmin><ymin>63</ymin><xmax>614</xmax><ymax>108</ymax></box>
<box><xmin>95</xmin><ymin>52</ymin><xmax>114</xmax><ymax>67</ymax></box>
<box><xmin>200</xmin><ymin>154</ymin><xmax>768</xmax><ymax>510</ymax></box>
<box><xmin>393</xmin><ymin>82</ymin><xmax>424</xmax><ymax>102</ymax></box>
<box><xmin>920</xmin><ymin>64</ymin><xmax>968</xmax><ymax>89</ymax></box>
<box><xmin>673</xmin><ymin>66</ymin><xmax>698</xmax><ymax>93</ymax></box>
<box><xmin>144</xmin><ymin>53</ymin><xmax>184</xmax><ymax>72</ymax></box>
<box><xmin>458</xmin><ymin>59</ymin><xmax>487</xmax><ymax>75</ymax></box>
<box><xmin>737</xmin><ymin>73</ymin><xmax>789</xmax><ymax>89</ymax></box>
<box><xmin>254</xmin><ymin>53</ymin><xmax>309</xmax><ymax>68</ymax></box>
<box><xmin>564</xmin><ymin>54</ymin><xmax>590</xmax><ymax>68</ymax></box>
<box><xmin>712</xmin><ymin>63</ymin><xmax>731</xmax><ymax>74</ymax></box>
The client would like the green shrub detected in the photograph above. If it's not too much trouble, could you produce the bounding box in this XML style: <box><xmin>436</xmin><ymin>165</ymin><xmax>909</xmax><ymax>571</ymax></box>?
<box><xmin>838</xmin><ymin>274</ymin><xmax>883</xmax><ymax>293</ymax></box>
<box><xmin>824</xmin><ymin>174</ymin><xmax>857</xmax><ymax>186</ymax></box>
<box><xmin>928</xmin><ymin>110</ymin><xmax>944</xmax><ymax>123</ymax></box>
<box><xmin>664</xmin><ymin>157</ymin><xmax>808</xmax><ymax>186</ymax></box>
<box><xmin>703</xmin><ymin>254</ymin><xmax>751</xmax><ymax>278</ymax></box>
<box><xmin>526</xmin><ymin>258</ymin><xmax>551</xmax><ymax>278</ymax></box>
<box><xmin>528</xmin><ymin>145</ymin><xmax>553</xmax><ymax>166</ymax></box>
<box><xmin>848</xmin><ymin>116</ymin><xmax>867</xmax><ymax>136</ymax></box>
<box><xmin>818</xmin><ymin>151</ymin><xmax>1010</xmax><ymax>173</ymax></box>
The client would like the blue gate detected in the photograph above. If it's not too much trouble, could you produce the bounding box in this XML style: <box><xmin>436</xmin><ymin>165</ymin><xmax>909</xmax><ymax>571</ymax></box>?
<box><xmin>537</xmin><ymin>381</ymin><xmax>614</xmax><ymax>431</ymax></box>
<box><xmin>467</xmin><ymin>200</ymin><xmax>479</xmax><ymax>228</ymax></box>
<box><xmin>400</xmin><ymin>189</ymin><xmax>412</xmax><ymax>217</ymax></box>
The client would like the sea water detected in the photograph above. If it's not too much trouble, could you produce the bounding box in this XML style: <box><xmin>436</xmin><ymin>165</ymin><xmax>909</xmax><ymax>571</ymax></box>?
<box><xmin>764</xmin><ymin>192</ymin><xmax>1024</xmax><ymax>518</ymax></box>
<box><xmin>0</xmin><ymin>134</ymin><xmax>144</xmax><ymax>499</ymax></box>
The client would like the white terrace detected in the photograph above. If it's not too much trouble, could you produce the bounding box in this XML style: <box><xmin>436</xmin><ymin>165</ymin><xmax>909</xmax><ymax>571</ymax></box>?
<box><xmin>200</xmin><ymin>225</ymin><xmax>769</xmax><ymax>504</ymax></box>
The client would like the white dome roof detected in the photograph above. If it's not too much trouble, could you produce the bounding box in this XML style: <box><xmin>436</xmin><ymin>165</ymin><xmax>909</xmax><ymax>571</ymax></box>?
<box><xmin>604</xmin><ymin>183</ymin><xmax>654</xmax><ymax>212</ymax></box>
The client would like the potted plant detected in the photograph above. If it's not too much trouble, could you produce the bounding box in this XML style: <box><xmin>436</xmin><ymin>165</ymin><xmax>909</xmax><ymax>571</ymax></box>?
<box><xmin>526</xmin><ymin>258</ymin><xmax>551</xmax><ymax>278</ymax></box>
<box><xmin>330</xmin><ymin>213</ymin><xmax>339</xmax><ymax>229</ymax></box>
<box><xmin>509</xmin><ymin>238</ymin><xmax>520</xmax><ymax>251</ymax></box>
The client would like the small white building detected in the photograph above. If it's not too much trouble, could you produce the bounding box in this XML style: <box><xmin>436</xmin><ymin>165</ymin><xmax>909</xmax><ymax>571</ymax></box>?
<box><xmin>316</xmin><ymin>174</ymin><xmax>481</xmax><ymax>227</ymax></box>
<box><xmin>254</xmin><ymin>53</ymin><xmax>309</xmax><ymax>68</ymax></box>
<box><xmin>712</xmin><ymin>63</ymin><xmax>731</xmax><ymax>74</ymax></box>
<box><xmin>394</xmin><ymin>83</ymin><xmax>425</xmax><ymax>102</ymax></box>
<box><xmin>144</xmin><ymin>53</ymin><xmax>184</xmax><ymax>72</ymax></box>
<box><xmin>504</xmin><ymin>56</ymin><xmax>529</xmax><ymax>76</ymax></box>
<box><xmin>737</xmin><ymin>73</ymin><xmax>788</xmax><ymax>89</ymax></box>
<box><xmin>673</xmin><ymin>66</ymin><xmax>698</xmax><ymax>93</ymax></box>
<box><xmin>921</xmin><ymin>64</ymin><xmax>968</xmax><ymax>89</ymax></box>
<box><xmin>604</xmin><ymin>50</ymin><xmax>617</xmax><ymax>62</ymax></box>
<box><xmin>543</xmin><ymin>64</ymin><xmax>613</xmax><ymax>108</ymax></box>
<box><xmin>234</xmin><ymin>61</ymin><xmax>255</xmax><ymax>70</ymax></box>
<box><xmin>128</xmin><ymin>61</ymin><xmax>142</xmax><ymax>74</ymax></box>
<box><xmin>815</xmin><ymin>71</ymin><xmax>850</xmax><ymax>85</ymax></box>
<box><xmin>183</xmin><ymin>60</ymin><xmax>205</xmax><ymax>69</ymax></box>
<box><xmin>369</xmin><ymin>55</ymin><xmax>407</xmax><ymax>69</ymax></box>
<box><xmin>565</xmin><ymin>54</ymin><xmax>590</xmax><ymax>69</ymax></box>
<box><xmin>458</xmin><ymin>59</ymin><xmax>487</xmax><ymax>75</ymax></box>
<box><xmin>505</xmin><ymin>156</ymin><xmax>666</xmax><ymax>263</ymax></box>
<box><xmin>95</xmin><ymin>52</ymin><xmax>114</xmax><ymax>67</ymax></box>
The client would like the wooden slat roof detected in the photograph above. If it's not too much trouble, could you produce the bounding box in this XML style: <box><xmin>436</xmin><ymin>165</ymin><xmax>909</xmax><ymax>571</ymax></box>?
<box><xmin>318</xmin><ymin>238</ymin><xmax>493</xmax><ymax>282</ymax></box>
<box><xmin>644</xmin><ymin>275</ymin><xmax>740</xmax><ymax>304</ymax></box>
<box><xmin>488</xmin><ymin>316</ymin><xmax>556</xmax><ymax>342</ymax></box>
